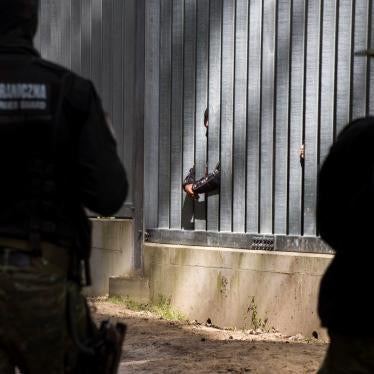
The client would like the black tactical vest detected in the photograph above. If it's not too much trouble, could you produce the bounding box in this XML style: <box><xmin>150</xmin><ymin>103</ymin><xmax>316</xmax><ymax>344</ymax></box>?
<box><xmin>0</xmin><ymin>47</ymin><xmax>88</xmax><ymax>253</ymax></box>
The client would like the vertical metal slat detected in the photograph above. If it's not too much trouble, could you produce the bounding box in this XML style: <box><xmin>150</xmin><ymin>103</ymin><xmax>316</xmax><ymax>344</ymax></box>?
<box><xmin>207</xmin><ymin>0</ymin><xmax>222</xmax><ymax>232</ymax></box>
<box><xmin>319</xmin><ymin>0</ymin><xmax>337</xmax><ymax>165</ymax></box>
<box><xmin>351</xmin><ymin>0</ymin><xmax>369</xmax><ymax>120</ymax></box>
<box><xmin>246</xmin><ymin>0</ymin><xmax>262</xmax><ymax>233</ymax></box>
<box><xmin>274</xmin><ymin>0</ymin><xmax>291</xmax><ymax>235</ymax></box>
<box><xmin>335</xmin><ymin>0</ymin><xmax>354</xmax><ymax>135</ymax></box>
<box><xmin>369</xmin><ymin>1</ymin><xmax>374</xmax><ymax>115</ymax></box>
<box><xmin>158</xmin><ymin>0</ymin><xmax>172</xmax><ymax>228</ymax></box>
<box><xmin>220</xmin><ymin>0</ymin><xmax>235</xmax><ymax>232</ymax></box>
<box><xmin>170</xmin><ymin>0</ymin><xmax>184</xmax><ymax>229</ymax></box>
<box><xmin>38</xmin><ymin>0</ymin><xmax>51</xmax><ymax>58</ymax></box>
<box><xmin>112</xmin><ymin>0</ymin><xmax>124</xmax><ymax>167</ymax></box>
<box><xmin>233</xmin><ymin>0</ymin><xmax>248</xmax><ymax>233</ymax></box>
<box><xmin>71</xmin><ymin>0</ymin><xmax>82</xmax><ymax>74</ymax></box>
<box><xmin>81</xmin><ymin>0</ymin><xmax>92</xmax><ymax>79</ymax></box>
<box><xmin>182</xmin><ymin>0</ymin><xmax>196</xmax><ymax>230</ymax></box>
<box><xmin>260</xmin><ymin>0</ymin><xmax>276</xmax><ymax>234</ymax></box>
<box><xmin>194</xmin><ymin>0</ymin><xmax>209</xmax><ymax>231</ymax></box>
<box><xmin>123</xmin><ymin>0</ymin><xmax>137</xmax><ymax>206</ymax></box>
<box><xmin>288</xmin><ymin>0</ymin><xmax>306</xmax><ymax>235</ymax></box>
<box><xmin>102</xmin><ymin>0</ymin><xmax>114</xmax><ymax>114</ymax></box>
<box><xmin>60</xmin><ymin>0</ymin><xmax>72</xmax><ymax>68</ymax></box>
<box><xmin>91</xmin><ymin>0</ymin><xmax>103</xmax><ymax>93</ymax></box>
<box><xmin>50</xmin><ymin>0</ymin><xmax>62</xmax><ymax>63</ymax></box>
<box><xmin>144</xmin><ymin>0</ymin><xmax>161</xmax><ymax>228</ymax></box>
<box><xmin>303</xmin><ymin>0</ymin><xmax>322</xmax><ymax>236</ymax></box>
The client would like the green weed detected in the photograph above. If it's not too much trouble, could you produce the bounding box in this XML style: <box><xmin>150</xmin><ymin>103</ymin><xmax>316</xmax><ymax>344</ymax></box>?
<box><xmin>245</xmin><ymin>296</ymin><xmax>268</xmax><ymax>331</ymax></box>
<box><xmin>108</xmin><ymin>294</ymin><xmax>186</xmax><ymax>322</ymax></box>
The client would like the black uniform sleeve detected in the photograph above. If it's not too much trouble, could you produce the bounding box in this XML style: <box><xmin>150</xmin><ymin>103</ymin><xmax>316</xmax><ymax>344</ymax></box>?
<box><xmin>77</xmin><ymin>82</ymin><xmax>128</xmax><ymax>216</ymax></box>
<box><xmin>192</xmin><ymin>163</ymin><xmax>221</xmax><ymax>194</ymax></box>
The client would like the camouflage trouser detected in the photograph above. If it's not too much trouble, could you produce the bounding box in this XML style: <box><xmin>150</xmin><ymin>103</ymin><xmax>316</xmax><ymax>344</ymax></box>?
<box><xmin>318</xmin><ymin>333</ymin><xmax>374</xmax><ymax>374</ymax></box>
<box><xmin>0</xmin><ymin>255</ymin><xmax>92</xmax><ymax>373</ymax></box>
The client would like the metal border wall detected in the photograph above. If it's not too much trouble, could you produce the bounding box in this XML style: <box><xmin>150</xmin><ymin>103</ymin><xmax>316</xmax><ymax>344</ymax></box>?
<box><xmin>145</xmin><ymin>0</ymin><xmax>373</xmax><ymax>253</ymax></box>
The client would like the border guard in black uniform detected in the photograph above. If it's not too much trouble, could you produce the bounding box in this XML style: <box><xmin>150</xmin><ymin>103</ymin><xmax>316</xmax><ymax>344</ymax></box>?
<box><xmin>0</xmin><ymin>0</ymin><xmax>128</xmax><ymax>372</ymax></box>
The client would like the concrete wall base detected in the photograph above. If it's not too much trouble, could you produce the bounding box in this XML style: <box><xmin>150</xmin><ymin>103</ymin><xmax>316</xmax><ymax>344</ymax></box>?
<box><xmin>109</xmin><ymin>277</ymin><xmax>150</xmax><ymax>303</ymax></box>
<box><xmin>144</xmin><ymin>243</ymin><xmax>333</xmax><ymax>340</ymax></box>
<box><xmin>85</xmin><ymin>219</ymin><xmax>134</xmax><ymax>296</ymax></box>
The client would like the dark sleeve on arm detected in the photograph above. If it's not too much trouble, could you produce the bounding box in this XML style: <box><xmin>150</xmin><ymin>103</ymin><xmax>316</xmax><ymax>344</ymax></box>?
<box><xmin>77</xmin><ymin>82</ymin><xmax>128</xmax><ymax>216</ymax></box>
<box><xmin>192</xmin><ymin>163</ymin><xmax>221</xmax><ymax>194</ymax></box>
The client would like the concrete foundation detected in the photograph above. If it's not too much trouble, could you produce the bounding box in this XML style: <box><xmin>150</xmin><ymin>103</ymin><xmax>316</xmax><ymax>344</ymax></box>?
<box><xmin>144</xmin><ymin>243</ymin><xmax>333</xmax><ymax>339</ymax></box>
<box><xmin>85</xmin><ymin>218</ymin><xmax>134</xmax><ymax>296</ymax></box>
<box><xmin>110</xmin><ymin>277</ymin><xmax>150</xmax><ymax>303</ymax></box>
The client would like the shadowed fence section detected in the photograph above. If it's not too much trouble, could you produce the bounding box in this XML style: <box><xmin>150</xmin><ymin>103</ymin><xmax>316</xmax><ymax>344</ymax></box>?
<box><xmin>35</xmin><ymin>0</ymin><xmax>137</xmax><ymax>217</ymax></box>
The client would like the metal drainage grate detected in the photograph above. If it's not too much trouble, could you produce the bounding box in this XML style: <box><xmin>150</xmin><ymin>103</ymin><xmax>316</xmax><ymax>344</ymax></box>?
<box><xmin>251</xmin><ymin>236</ymin><xmax>275</xmax><ymax>251</ymax></box>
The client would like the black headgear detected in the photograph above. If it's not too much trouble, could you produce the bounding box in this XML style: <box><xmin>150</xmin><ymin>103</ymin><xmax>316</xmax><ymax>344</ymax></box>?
<box><xmin>0</xmin><ymin>0</ymin><xmax>39</xmax><ymax>40</ymax></box>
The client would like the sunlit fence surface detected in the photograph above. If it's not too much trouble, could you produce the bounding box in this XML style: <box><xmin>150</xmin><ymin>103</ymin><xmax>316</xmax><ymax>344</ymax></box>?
<box><xmin>145</xmin><ymin>0</ymin><xmax>374</xmax><ymax>245</ymax></box>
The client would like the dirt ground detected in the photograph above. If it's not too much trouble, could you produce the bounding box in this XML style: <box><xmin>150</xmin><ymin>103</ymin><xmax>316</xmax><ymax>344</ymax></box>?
<box><xmin>93</xmin><ymin>300</ymin><xmax>328</xmax><ymax>374</ymax></box>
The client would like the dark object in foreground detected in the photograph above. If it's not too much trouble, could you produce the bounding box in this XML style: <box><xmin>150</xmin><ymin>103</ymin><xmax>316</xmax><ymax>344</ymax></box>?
<box><xmin>75</xmin><ymin>320</ymin><xmax>127</xmax><ymax>374</ymax></box>
<box><xmin>0</xmin><ymin>0</ymin><xmax>128</xmax><ymax>372</ymax></box>
<box><xmin>317</xmin><ymin>116</ymin><xmax>374</xmax><ymax>372</ymax></box>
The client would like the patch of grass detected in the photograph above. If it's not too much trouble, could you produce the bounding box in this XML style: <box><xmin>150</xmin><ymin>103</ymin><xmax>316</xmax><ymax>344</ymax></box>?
<box><xmin>109</xmin><ymin>295</ymin><xmax>146</xmax><ymax>311</ymax></box>
<box><xmin>108</xmin><ymin>294</ymin><xmax>186</xmax><ymax>322</ymax></box>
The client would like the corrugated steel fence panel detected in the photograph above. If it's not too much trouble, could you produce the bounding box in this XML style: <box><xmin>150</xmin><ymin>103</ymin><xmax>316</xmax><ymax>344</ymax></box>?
<box><xmin>146</xmin><ymin>0</ymin><xmax>374</xmax><ymax>239</ymax></box>
<box><xmin>35</xmin><ymin>0</ymin><xmax>136</xmax><ymax>215</ymax></box>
